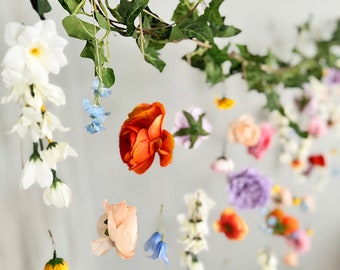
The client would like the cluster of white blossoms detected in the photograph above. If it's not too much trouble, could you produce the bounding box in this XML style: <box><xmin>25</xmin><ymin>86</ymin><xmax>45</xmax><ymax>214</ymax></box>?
<box><xmin>1</xmin><ymin>20</ymin><xmax>77</xmax><ymax>208</ymax></box>
<box><xmin>178</xmin><ymin>189</ymin><xmax>215</xmax><ymax>270</ymax></box>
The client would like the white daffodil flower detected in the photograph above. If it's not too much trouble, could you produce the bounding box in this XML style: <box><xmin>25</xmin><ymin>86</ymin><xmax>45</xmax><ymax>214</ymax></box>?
<box><xmin>41</xmin><ymin>142</ymin><xmax>78</xmax><ymax>170</ymax></box>
<box><xmin>43</xmin><ymin>180</ymin><xmax>71</xmax><ymax>208</ymax></box>
<box><xmin>2</xmin><ymin>20</ymin><xmax>67</xmax><ymax>80</ymax></box>
<box><xmin>10</xmin><ymin>106</ymin><xmax>42</xmax><ymax>141</ymax></box>
<box><xmin>21</xmin><ymin>157</ymin><xmax>53</xmax><ymax>189</ymax></box>
<box><xmin>40</xmin><ymin>111</ymin><xmax>69</xmax><ymax>139</ymax></box>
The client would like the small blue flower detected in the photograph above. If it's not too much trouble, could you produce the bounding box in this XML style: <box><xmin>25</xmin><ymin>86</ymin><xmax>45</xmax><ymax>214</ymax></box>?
<box><xmin>83</xmin><ymin>97</ymin><xmax>110</xmax><ymax>134</ymax></box>
<box><xmin>92</xmin><ymin>77</ymin><xmax>112</xmax><ymax>98</ymax></box>
<box><xmin>144</xmin><ymin>232</ymin><xmax>168</xmax><ymax>265</ymax></box>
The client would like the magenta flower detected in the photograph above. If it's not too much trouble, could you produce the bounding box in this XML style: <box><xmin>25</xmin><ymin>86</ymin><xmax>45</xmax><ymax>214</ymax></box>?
<box><xmin>227</xmin><ymin>168</ymin><xmax>271</xmax><ymax>210</ymax></box>
<box><xmin>248</xmin><ymin>123</ymin><xmax>275</xmax><ymax>159</ymax></box>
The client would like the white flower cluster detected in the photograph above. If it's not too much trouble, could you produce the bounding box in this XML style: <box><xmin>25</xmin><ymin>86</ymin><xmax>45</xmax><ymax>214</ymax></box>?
<box><xmin>178</xmin><ymin>189</ymin><xmax>215</xmax><ymax>270</ymax></box>
<box><xmin>257</xmin><ymin>248</ymin><xmax>279</xmax><ymax>270</ymax></box>
<box><xmin>1</xmin><ymin>20</ymin><xmax>77</xmax><ymax>208</ymax></box>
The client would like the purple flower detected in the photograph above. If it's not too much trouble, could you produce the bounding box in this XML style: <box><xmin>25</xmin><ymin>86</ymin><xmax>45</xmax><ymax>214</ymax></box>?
<box><xmin>322</xmin><ymin>68</ymin><xmax>340</xmax><ymax>86</ymax></box>
<box><xmin>227</xmin><ymin>168</ymin><xmax>271</xmax><ymax>210</ymax></box>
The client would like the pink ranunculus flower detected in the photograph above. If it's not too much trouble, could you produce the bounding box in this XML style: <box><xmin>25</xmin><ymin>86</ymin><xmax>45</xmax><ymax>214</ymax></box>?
<box><xmin>211</xmin><ymin>156</ymin><xmax>235</xmax><ymax>174</ymax></box>
<box><xmin>307</xmin><ymin>116</ymin><xmax>328</xmax><ymax>137</ymax></box>
<box><xmin>228</xmin><ymin>114</ymin><xmax>260</xmax><ymax>147</ymax></box>
<box><xmin>286</xmin><ymin>229</ymin><xmax>311</xmax><ymax>254</ymax></box>
<box><xmin>92</xmin><ymin>200</ymin><xmax>138</xmax><ymax>259</ymax></box>
<box><xmin>248</xmin><ymin>123</ymin><xmax>275</xmax><ymax>159</ymax></box>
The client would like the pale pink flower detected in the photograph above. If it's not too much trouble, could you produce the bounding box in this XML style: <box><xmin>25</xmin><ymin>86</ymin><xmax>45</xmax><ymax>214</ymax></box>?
<box><xmin>248</xmin><ymin>123</ymin><xmax>275</xmax><ymax>159</ymax></box>
<box><xmin>228</xmin><ymin>114</ymin><xmax>260</xmax><ymax>147</ymax></box>
<box><xmin>286</xmin><ymin>229</ymin><xmax>311</xmax><ymax>254</ymax></box>
<box><xmin>283</xmin><ymin>251</ymin><xmax>299</xmax><ymax>267</ymax></box>
<box><xmin>272</xmin><ymin>186</ymin><xmax>293</xmax><ymax>206</ymax></box>
<box><xmin>307</xmin><ymin>116</ymin><xmax>328</xmax><ymax>137</ymax></box>
<box><xmin>92</xmin><ymin>200</ymin><xmax>138</xmax><ymax>259</ymax></box>
<box><xmin>211</xmin><ymin>156</ymin><xmax>234</xmax><ymax>174</ymax></box>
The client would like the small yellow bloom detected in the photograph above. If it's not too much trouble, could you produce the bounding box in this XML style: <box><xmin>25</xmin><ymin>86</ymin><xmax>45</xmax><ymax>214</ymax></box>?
<box><xmin>214</xmin><ymin>96</ymin><xmax>235</xmax><ymax>110</ymax></box>
<box><xmin>293</xmin><ymin>197</ymin><xmax>301</xmax><ymax>206</ymax></box>
<box><xmin>306</xmin><ymin>228</ymin><xmax>314</xmax><ymax>237</ymax></box>
<box><xmin>272</xmin><ymin>185</ymin><xmax>281</xmax><ymax>194</ymax></box>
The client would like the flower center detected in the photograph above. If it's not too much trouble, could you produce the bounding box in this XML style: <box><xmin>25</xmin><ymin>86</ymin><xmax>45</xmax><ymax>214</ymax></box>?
<box><xmin>30</xmin><ymin>47</ymin><xmax>41</xmax><ymax>57</ymax></box>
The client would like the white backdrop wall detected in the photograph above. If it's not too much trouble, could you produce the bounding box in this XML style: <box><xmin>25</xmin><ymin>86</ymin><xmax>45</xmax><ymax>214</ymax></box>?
<box><xmin>1</xmin><ymin>0</ymin><xmax>340</xmax><ymax>269</ymax></box>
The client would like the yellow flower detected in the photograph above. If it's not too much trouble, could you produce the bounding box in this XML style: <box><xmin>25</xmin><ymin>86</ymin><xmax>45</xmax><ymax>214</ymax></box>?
<box><xmin>214</xmin><ymin>96</ymin><xmax>235</xmax><ymax>110</ymax></box>
<box><xmin>44</xmin><ymin>253</ymin><xmax>68</xmax><ymax>270</ymax></box>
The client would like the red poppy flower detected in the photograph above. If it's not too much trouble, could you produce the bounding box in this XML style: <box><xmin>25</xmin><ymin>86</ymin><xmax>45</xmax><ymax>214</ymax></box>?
<box><xmin>214</xmin><ymin>208</ymin><xmax>248</xmax><ymax>240</ymax></box>
<box><xmin>119</xmin><ymin>102</ymin><xmax>174</xmax><ymax>174</ymax></box>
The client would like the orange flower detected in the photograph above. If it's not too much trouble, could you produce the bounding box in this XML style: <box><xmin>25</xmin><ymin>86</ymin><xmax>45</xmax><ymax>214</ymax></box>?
<box><xmin>266</xmin><ymin>208</ymin><xmax>299</xmax><ymax>236</ymax></box>
<box><xmin>214</xmin><ymin>208</ymin><xmax>248</xmax><ymax>240</ymax></box>
<box><xmin>119</xmin><ymin>102</ymin><xmax>174</xmax><ymax>174</ymax></box>
<box><xmin>282</xmin><ymin>216</ymin><xmax>299</xmax><ymax>236</ymax></box>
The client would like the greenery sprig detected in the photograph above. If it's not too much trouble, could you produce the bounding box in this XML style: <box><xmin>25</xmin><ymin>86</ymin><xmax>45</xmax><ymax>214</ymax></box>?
<box><xmin>29</xmin><ymin>0</ymin><xmax>340</xmax><ymax>137</ymax></box>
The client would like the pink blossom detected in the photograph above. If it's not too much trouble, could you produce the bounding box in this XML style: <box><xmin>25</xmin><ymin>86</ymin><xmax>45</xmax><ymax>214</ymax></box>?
<box><xmin>211</xmin><ymin>156</ymin><xmax>234</xmax><ymax>174</ymax></box>
<box><xmin>283</xmin><ymin>251</ymin><xmax>299</xmax><ymax>267</ymax></box>
<box><xmin>228</xmin><ymin>114</ymin><xmax>260</xmax><ymax>147</ymax></box>
<box><xmin>308</xmin><ymin>116</ymin><xmax>328</xmax><ymax>137</ymax></box>
<box><xmin>248</xmin><ymin>123</ymin><xmax>275</xmax><ymax>159</ymax></box>
<box><xmin>286</xmin><ymin>229</ymin><xmax>311</xmax><ymax>254</ymax></box>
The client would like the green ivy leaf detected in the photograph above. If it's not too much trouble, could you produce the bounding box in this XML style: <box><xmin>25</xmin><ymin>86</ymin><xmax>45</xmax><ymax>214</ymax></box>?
<box><xmin>114</xmin><ymin>0</ymin><xmax>149</xmax><ymax>36</ymax></box>
<box><xmin>57</xmin><ymin>0</ymin><xmax>83</xmax><ymax>13</ymax></box>
<box><xmin>101</xmin><ymin>68</ymin><xmax>115</xmax><ymax>88</ymax></box>
<box><xmin>170</xmin><ymin>18</ymin><xmax>213</xmax><ymax>42</ymax></box>
<box><xmin>143</xmin><ymin>47</ymin><xmax>166</xmax><ymax>72</ymax></box>
<box><xmin>95</xmin><ymin>11</ymin><xmax>111</xmax><ymax>30</ymax></box>
<box><xmin>30</xmin><ymin>0</ymin><xmax>51</xmax><ymax>20</ymax></box>
<box><xmin>62</xmin><ymin>15</ymin><xmax>99</xmax><ymax>40</ymax></box>
<box><xmin>171</xmin><ymin>0</ymin><xmax>199</xmax><ymax>22</ymax></box>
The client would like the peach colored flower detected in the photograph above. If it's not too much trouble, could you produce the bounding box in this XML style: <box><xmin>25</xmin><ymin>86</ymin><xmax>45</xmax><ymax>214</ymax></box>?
<box><xmin>228</xmin><ymin>114</ymin><xmax>260</xmax><ymax>147</ymax></box>
<box><xmin>248</xmin><ymin>123</ymin><xmax>275</xmax><ymax>159</ymax></box>
<box><xmin>119</xmin><ymin>102</ymin><xmax>174</xmax><ymax>174</ymax></box>
<box><xmin>213</xmin><ymin>208</ymin><xmax>248</xmax><ymax>240</ymax></box>
<box><xmin>92</xmin><ymin>200</ymin><xmax>138</xmax><ymax>259</ymax></box>
<box><xmin>283</xmin><ymin>251</ymin><xmax>299</xmax><ymax>267</ymax></box>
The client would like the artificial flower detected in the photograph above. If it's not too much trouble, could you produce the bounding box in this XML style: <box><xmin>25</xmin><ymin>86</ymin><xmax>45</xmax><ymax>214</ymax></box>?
<box><xmin>228</xmin><ymin>114</ymin><xmax>260</xmax><ymax>147</ymax></box>
<box><xmin>41</xmin><ymin>142</ymin><xmax>78</xmax><ymax>170</ymax></box>
<box><xmin>266</xmin><ymin>208</ymin><xmax>299</xmax><ymax>236</ymax></box>
<box><xmin>283</xmin><ymin>251</ymin><xmax>299</xmax><ymax>267</ymax></box>
<box><xmin>286</xmin><ymin>229</ymin><xmax>311</xmax><ymax>254</ymax></box>
<box><xmin>214</xmin><ymin>96</ymin><xmax>235</xmax><ymax>110</ymax></box>
<box><xmin>178</xmin><ymin>189</ymin><xmax>215</xmax><ymax>270</ymax></box>
<box><xmin>172</xmin><ymin>107</ymin><xmax>212</xmax><ymax>149</ymax></box>
<box><xmin>307</xmin><ymin>116</ymin><xmax>328</xmax><ymax>137</ymax></box>
<box><xmin>92</xmin><ymin>200</ymin><xmax>138</xmax><ymax>259</ymax></box>
<box><xmin>271</xmin><ymin>185</ymin><xmax>293</xmax><ymax>206</ymax></box>
<box><xmin>43</xmin><ymin>177</ymin><xmax>71</xmax><ymax>208</ymax></box>
<box><xmin>322</xmin><ymin>68</ymin><xmax>340</xmax><ymax>86</ymax></box>
<box><xmin>303</xmin><ymin>154</ymin><xmax>326</xmax><ymax>176</ymax></box>
<box><xmin>213</xmin><ymin>208</ymin><xmax>248</xmax><ymax>240</ymax></box>
<box><xmin>210</xmin><ymin>156</ymin><xmax>234</xmax><ymax>174</ymax></box>
<box><xmin>300</xmin><ymin>195</ymin><xmax>315</xmax><ymax>212</ymax></box>
<box><xmin>83</xmin><ymin>97</ymin><xmax>110</xmax><ymax>134</ymax></box>
<box><xmin>92</xmin><ymin>77</ymin><xmax>112</xmax><ymax>98</ymax></box>
<box><xmin>227</xmin><ymin>168</ymin><xmax>271</xmax><ymax>210</ymax></box>
<box><xmin>257</xmin><ymin>249</ymin><xmax>279</xmax><ymax>270</ymax></box>
<box><xmin>2</xmin><ymin>20</ymin><xmax>67</xmax><ymax>82</ymax></box>
<box><xmin>40</xmin><ymin>111</ymin><xmax>69</xmax><ymax>140</ymax></box>
<box><xmin>21</xmin><ymin>143</ymin><xmax>53</xmax><ymax>189</ymax></box>
<box><xmin>119</xmin><ymin>102</ymin><xmax>174</xmax><ymax>174</ymax></box>
<box><xmin>248</xmin><ymin>123</ymin><xmax>275</xmax><ymax>159</ymax></box>
<box><xmin>144</xmin><ymin>232</ymin><xmax>168</xmax><ymax>264</ymax></box>
<box><xmin>44</xmin><ymin>252</ymin><xmax>69</xmax><ymax>270</ymax></box>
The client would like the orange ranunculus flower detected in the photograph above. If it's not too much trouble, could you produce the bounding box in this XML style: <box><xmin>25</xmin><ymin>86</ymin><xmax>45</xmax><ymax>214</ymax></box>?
<box><xmin>214</xmin><ymin>208</ymin><xmax>249</xmax><ymax>240</ymax></box>
<box><xmin>119</xmin><ymin>102</ymin><xmax>174</xmax><ymax>174</ymax></box>
<box><xmin>282</xmin><ymin>215</ymin><xmax>299</xmax><ymax>236</ymax></box>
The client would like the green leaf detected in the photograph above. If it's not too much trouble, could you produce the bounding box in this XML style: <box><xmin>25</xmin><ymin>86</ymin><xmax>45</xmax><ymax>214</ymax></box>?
<box><xmin>289</xmin><ymin>121</ymin><xmax>308</xmax><ymax>138</ymax></box>
<box><xmin>170</xmin><ymin>18</ymin><xmax>213</xmax><ymax>42</ymax></box>
<box><xmin>95</xmin><ymin>11</ymin><xmax>111</xmax><ymax>30</ymax></box>
<box><xmin>171</xmin><ymin>0</ymin><xmax>199</xmax><ymax>22</ymax></box>
<box><xmin>114</xmin><ymin>0</ymin><xmax>149</xmax><ymax>36</ymax></box>
<box><xmin>62</xmin><ymin>15</ymin><xmax>99</xmax><ymax>40</ymax></box>
<box><xmin>58</xmin><ymin>0</ymin><xmax>83</xmax><ymax>13</ymax></box>
<box><xmin>143</xmin><ymin>47</ymin><xmax>166</xmax><ymax>72</ymax></box>
<box><xmin>30</xmin><ymin>0</ymin><xmax>51</xmax><ymax>20</ymax></box>
<box><xmin>80</xmin><ymin>41</ymin><xmax>107</xmax><ymax>65</ymax></box>
<box><xmin>101</xmin><ymin>68</ymin><xmax>115</xmax><ymax>87</ymax></box>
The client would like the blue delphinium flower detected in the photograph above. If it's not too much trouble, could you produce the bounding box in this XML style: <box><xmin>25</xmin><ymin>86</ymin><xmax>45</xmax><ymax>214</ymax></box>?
<box><xmin>83</xmin><ymin>97</ymin><xmax>110</xmax><ymax>134</ymax></box>
<box><xmin>144</xmin><ymin>232</ymin><xmax>168</xmax><ymax>265</ymax></box>
<box><xmin>92</xmin><ymin>77</ymin><xmax>112</xmax><ymax>98</ymax></box>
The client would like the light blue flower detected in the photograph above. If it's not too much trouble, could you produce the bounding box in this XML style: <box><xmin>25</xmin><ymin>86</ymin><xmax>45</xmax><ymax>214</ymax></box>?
<box><xmin>83</xmin><ymin>97</ymin><xmax>110</xmax><ymax>134</ymax></box>
<box><xmin>92</xmin><ymin>77</ymin><xmax>112</xmax><ymax>98</ymax></box>
<box><xmin>144</xmin><ymin>232</ymin><xmax>168</xmax><ymax>265</ymax></box>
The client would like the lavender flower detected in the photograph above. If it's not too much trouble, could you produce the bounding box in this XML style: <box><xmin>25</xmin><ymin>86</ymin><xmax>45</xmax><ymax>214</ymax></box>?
<box><xmin>323</xmin><ymin>68</ymin><xmax>340</xmax><ymax>86</ymax></box>
<box><xmin>227</xmin><ymin>168</ymin><xmax>271</xmax><ymax>210</ymax></box>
